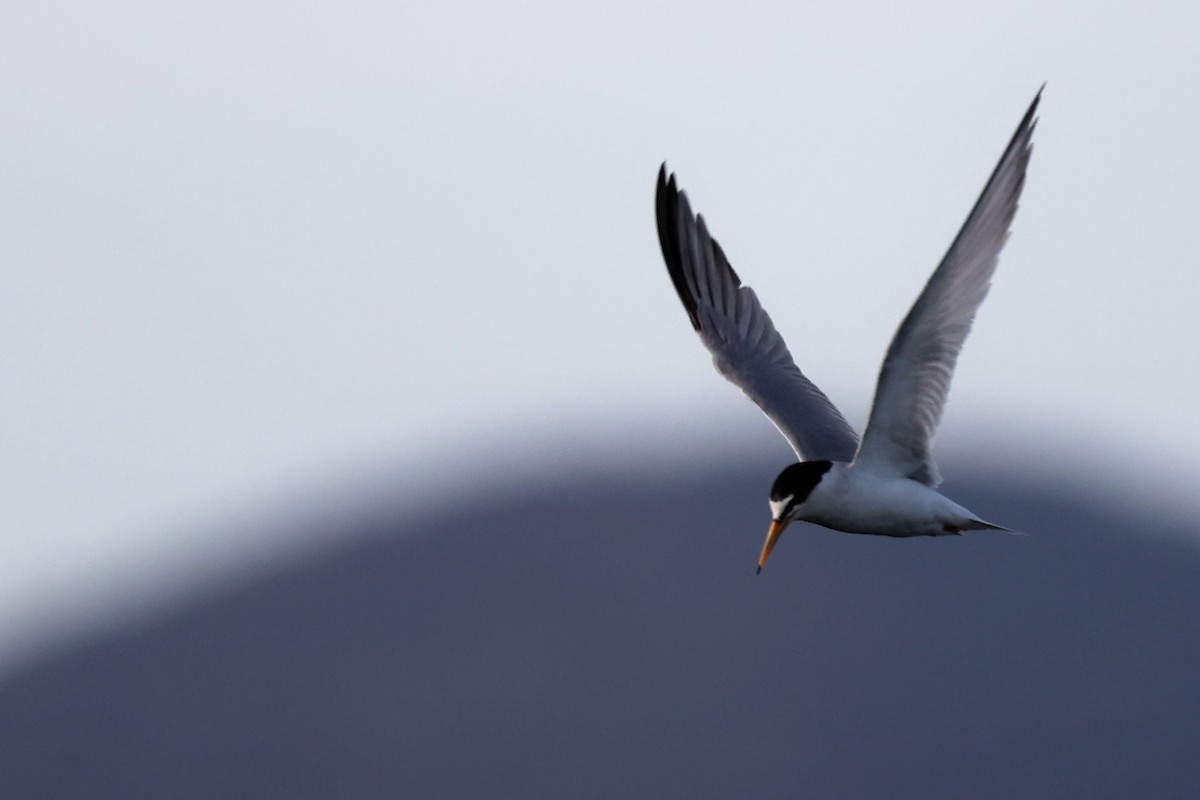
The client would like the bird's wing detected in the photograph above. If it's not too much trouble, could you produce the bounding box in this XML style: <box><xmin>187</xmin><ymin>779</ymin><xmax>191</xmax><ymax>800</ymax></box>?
<box><xmin>655</xmin><ymin>165</ymin><xmax>860</xmax><ymax>463</ymax></box>
<box><xmin>854</xmin><ymin>88</ymin><xmax>1041</xmax><ymax>486</ymax></box>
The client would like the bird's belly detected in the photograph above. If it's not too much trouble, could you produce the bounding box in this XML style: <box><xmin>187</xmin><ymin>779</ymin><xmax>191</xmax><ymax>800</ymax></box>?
<box><xmin>803</xmin><ymin>479</ymin><xmax>960</xmax><ymax>537</ymax></box>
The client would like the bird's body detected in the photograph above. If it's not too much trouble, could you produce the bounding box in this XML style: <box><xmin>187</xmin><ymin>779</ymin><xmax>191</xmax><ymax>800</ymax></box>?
<box><xmin>654</xmin><ymin>89</ymin><xmax>1040</xmax><ymax>571</ymax></box>
<box><xmin>780</xmin><ymin>462</ymin><xmax>1002</xmax><ymax>538</ymax></box>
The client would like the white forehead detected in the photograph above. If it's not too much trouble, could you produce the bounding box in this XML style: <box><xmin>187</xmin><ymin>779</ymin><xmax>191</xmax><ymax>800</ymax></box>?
<box><xmin>769</xmin><ymin>496</ymin><xmax>792</xmax><ymax>521</ymax></box>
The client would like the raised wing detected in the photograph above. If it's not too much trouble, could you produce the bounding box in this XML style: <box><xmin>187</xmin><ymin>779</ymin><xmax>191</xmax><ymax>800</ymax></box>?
<box><xmin>655</xmin><ymin>165</ymin><xmax>860</xmax><ymax>463</ymax></box>
<box><xmin>854</xmin><ymin>88</ymin><xmax>1041</xmax><ymax>486</ymax></box>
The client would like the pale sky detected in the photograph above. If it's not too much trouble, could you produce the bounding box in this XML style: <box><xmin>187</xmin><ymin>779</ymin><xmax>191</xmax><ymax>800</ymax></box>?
<box><xmin>3</xmin><ymin>1</ymin><xmax>1198</xmax><ymax>669</ymax></box>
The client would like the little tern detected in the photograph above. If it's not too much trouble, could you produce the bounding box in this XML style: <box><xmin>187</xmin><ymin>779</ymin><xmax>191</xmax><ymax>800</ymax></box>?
<box><xmin>655</xmin><ymin>89</ymin><xmax>1040</xmax><ymax>573</ymax></box>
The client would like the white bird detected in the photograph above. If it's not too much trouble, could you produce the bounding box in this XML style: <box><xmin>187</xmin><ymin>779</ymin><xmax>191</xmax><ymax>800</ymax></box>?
<box><xmin>655</xmin><ymin>89</ymin><xmax>1040</xmax><ymax>573</ymax></box>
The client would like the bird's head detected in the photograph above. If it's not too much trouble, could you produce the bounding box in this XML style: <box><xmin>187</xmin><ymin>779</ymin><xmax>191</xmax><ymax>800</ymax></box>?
<box><xmin>758</xmin><ymin>460</ymin><xmax>833</xmax><ymax>573</ymax></box>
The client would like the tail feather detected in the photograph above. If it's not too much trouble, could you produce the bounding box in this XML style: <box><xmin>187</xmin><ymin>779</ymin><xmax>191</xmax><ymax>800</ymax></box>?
<box><xmin>946</xmin><ymin>519</ymin><xmax>1026</xmax><ymax>536</ymax></box>
<box><xmin>964</xmin><ymin>520</ymin><xmax>1022</xmax><ymax>537</ymax></box>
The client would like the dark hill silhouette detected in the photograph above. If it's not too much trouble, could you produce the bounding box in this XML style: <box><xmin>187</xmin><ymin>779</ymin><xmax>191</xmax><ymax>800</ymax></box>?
<box><xmin>1</xmin><ymin>455</ymin><xmax>1197</xmax><ymax>799</ymax></box>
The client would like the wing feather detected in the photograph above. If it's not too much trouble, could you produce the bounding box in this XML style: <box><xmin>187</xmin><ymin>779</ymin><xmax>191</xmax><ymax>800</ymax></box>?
<box><xmin>854</xmin><ymin>88</ymin><xmax>1041</xmax><ymax>485</ymax></box>
<box><xmin>655</xmin><ymin>165</ymin><xmax>860</xmax><ymax>463</ymax></box>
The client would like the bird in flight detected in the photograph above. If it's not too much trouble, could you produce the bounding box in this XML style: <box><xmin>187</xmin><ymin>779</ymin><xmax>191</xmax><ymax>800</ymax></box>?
<box><xmin>655</xmin><ymin>89</ymin><xmax>1040</xmax><ymax>573</ymax></box>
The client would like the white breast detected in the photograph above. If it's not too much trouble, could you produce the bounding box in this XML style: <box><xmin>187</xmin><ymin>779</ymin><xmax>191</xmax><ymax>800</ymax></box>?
<box><xmin>798</xmin><ymin>463</ymin><xmax>976</xmax><ymax>536</ymax></box>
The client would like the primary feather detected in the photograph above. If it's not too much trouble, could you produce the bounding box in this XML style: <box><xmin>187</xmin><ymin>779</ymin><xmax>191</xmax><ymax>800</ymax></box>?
<box><xmin>655</xmin><ymin>166</ymin><xmax>860</xmax><ymax>463</ymax></box>
<box><xmin>854</xmin><ymin>89</ymin><xmax>1040</xmax><ymax>486</ymax></box>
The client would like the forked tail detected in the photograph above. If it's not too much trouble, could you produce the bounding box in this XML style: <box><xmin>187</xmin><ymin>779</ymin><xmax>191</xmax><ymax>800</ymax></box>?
<box><xmin>947</xmin><ymin>519</ymin><xmax>1025</xmax><ymax>535</ymax></box>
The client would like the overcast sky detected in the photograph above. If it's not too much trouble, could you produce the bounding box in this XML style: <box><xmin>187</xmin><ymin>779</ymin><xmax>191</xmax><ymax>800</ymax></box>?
<box><xmin>3</xmin><ymin>1</ymin><xmax>1198</xmax><ymax>668</ymax></box>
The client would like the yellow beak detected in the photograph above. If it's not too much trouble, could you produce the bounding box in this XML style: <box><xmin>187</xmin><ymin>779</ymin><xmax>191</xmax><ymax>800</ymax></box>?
<box><xmin>757</xmin><ymin>518</ymin><xmax>790</xmax><ymax>574</ymax></box>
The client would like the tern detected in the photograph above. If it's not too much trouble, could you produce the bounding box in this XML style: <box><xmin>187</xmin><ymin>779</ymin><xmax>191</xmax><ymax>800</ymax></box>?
<box><xmin>655</xmin><ymin>89</ymin><xmax>1039</xmax><ymax>573</ymax></box>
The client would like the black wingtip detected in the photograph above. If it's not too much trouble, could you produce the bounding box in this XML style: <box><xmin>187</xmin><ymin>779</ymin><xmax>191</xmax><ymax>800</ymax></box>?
<box><xmin>756</xmin><ymin>565</ymin><xmax>763</xmax><ymax>575</ymax></box>
<box><xmin>1013</xmin><ymin>86</ymin><xmax>1042</xmax><ymax>138</ymax></box>
<box><xmin>654</xmin><ymin>163</ymin><xmax>702</xmax><ymax>330</ymax></box>
<box><xmin>1017</xmin><ymin>85</ymin><xmax>1043</xmax><ymax>140</ymax></box>
<box><xmin>1029</xmin><ymin>83</ymin><xmax>1046</xmax><ymax>129</ymax></box>
<box><xmin>949</xmin><ymin>86</ymin><xmax>1040</xmax><ymax>235</ymax></box>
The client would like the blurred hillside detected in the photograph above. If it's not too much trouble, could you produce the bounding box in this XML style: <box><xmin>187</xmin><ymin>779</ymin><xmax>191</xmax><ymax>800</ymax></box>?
<box><xmin>1</xmin><ymin>455</ymin><xmax>1197</xmax><ymax>799</ymax></box>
